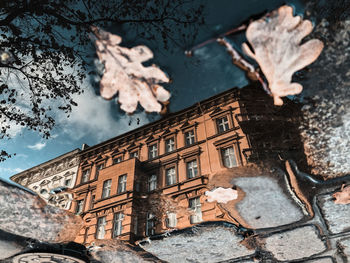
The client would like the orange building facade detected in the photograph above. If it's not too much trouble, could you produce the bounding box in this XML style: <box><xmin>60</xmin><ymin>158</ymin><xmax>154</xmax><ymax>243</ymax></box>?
<box><xmin>69</xmin><ymin>84</ymin><xmax>304</xmax><ymax>245</ymax></box>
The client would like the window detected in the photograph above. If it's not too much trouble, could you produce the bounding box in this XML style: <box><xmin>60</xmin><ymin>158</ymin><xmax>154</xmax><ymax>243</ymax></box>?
<box><xmin>189</xmin><ymin>197</ymin><xmax>202</xmax><ymax>224</ymax></box>
<box><xmin>112</xmin><ymin>212</ymin><xmax>124</xmax><ymax>238</ymax></box>
<box><xmin>133</xmin><ymin>216</ymin><xmax>138</xmax><ymax>235</ymax></box>
<box><xmin>96</xmin><ymin>216</ymin><xmax>106</xmax><ymax>239</ymax></box>
<box><xmin>130</xmin><ymin>151</ymin><xmax>138</xmax><ymax>158</ymax></box>
<box><xmin>187</xmin><ymin>160</ymin><xmax>198</xmax><ymax>179</ymax></box>
<box><xmin>165</xmin><ymin>137</ymin><xmax>175</xmax><ymax>152</ymax></box>
<box><xmin>146</xmin><ymin>213</ymin><xmax>155</xmax><ymax>236</ymax></box>
<box><xmin>40</xmin><ymin>189</ymin><xmax>48</xmax><ymax>195</ymax></box>
<box><xmin>221</xmin><ymin>146</ymin><xmax>238</xmax><ymax>168</ymax></box>
<box><xmin>148</xmin><ymin>174</ymin><xmax>157</xmax><ymax>192</ymax></box>
<box><xmin>64</xmin><ymin>178</ymin><xmax>71</xmax><ymax>186</ymax></box>
<box><xmin>113</xmin><ymin>156</ymin><xmax>123</xmax><ymax>164</ymax></box>
<box><xmin>166</xmin><ymin>212</ymin><xmax>177</xmax><ymax>228</ymax></box>
<box><xmin>117</xmin><ymin>174</ymin><xmax>127</xmax><ymax>194</ymax></box>
<box><xmin>216</xmin><ymin>116</ymin><xmax>229</xmax><ymax>133</ymax></box>
<box><xmin>96</xmin><ymin>163</ymin><xmax>105</xmax><ymax>177</ymax></box>
<box><xmin>90</xmin><ymin>195</ymin><xmax>95</xmax><ymax>209</ymax></box>
<box><xmin>102</xmin><ymin>179</ymin><xmax>112</xmax><ymax>198</ymax></box>
<box><xmin>83</xmin><ymin>227</ymin><xmax>89</xmax><ymax>244</ymax></box>
<box><xmin>185</xmin><ymin>130</ymin><xmax>195</xmax><ymax>146</ymax></box>
<box><xmin>148</xmin><ymin>144</ymin><xmax>158</xmax><ymax>159</ymax></box>
<box><xmin>81</xmin><ymin>169</ymin><xmax>90</xmax><ymax>183</ymax></box>
<box><xmin>165</xmin><ymin>167</ymin><xmax>176</xmax><ymax>186</ymax></box>
<box><xmin>76</xmin><ymin>199</ymin><xmax>84</xmax><ymax>214</ymax></box>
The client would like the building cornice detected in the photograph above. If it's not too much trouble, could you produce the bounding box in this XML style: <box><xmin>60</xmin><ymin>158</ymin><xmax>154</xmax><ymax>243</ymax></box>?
<box><xmin>79</xmin><ymin>87</ymin><xmax>241</xmax><ymax>158</ymax></box>
<box><xmin>10</xmin><ymin>149</ymin><xmax>81</xmax><ymax>184</ymax></box>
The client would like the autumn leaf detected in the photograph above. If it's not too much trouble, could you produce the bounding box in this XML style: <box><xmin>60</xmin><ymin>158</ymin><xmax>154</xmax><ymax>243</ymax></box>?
<box><xmin>93</xmin><ymin>27</ymin><xmax>170</xmax><ymax>113</ymax></box>
<box><xmin>242</xmin><ymin>5</ymin><xmax>324</xmax><ymax>105</ymax></box>
<box><xmin>333</xmin><ymin>184</ymin><xmax>350</xmax><ymax>205</ymax></box>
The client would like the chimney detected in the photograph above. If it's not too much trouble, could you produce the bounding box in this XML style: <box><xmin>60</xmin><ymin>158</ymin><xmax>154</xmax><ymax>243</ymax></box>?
<box><xmin>81</xmin><ymin>143</ymin><xmax>89</xmax><ymax>150</ymax></box>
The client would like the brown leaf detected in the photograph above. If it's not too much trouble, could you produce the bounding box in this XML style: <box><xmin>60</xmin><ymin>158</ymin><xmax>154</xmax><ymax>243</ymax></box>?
<box><xmin>333</xmin><ymin>184</ymin><xmax>350</xmax><ymax>204</ymax></box>
<box><xmin>93</xmin><ymin>27</ymin><xmax>170</xmax><ymax>113</ymax></box>
<box><xmin>242</xmin><ymin>5</ymin><xmax>324</xmax><ymax>105</ymax></box>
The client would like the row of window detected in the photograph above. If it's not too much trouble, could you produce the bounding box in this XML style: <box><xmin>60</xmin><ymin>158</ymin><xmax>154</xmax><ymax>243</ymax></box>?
<box><xmin>78</xmin><ymin>146</ymin><xmax>238</xmax><ymax>209</ymax></box>
<box><xmin>80</xmin><ymin>115</ymin><xmax>234</xmax><ymax>185</ymax></box>
<box><xmin>94</xmin><ymin>197</ymin><xmax>202</xmax><ymax>239</ymax></box>
<box><xmin>101</xmin><ymin>174</ymin><xmax>127</xmax><ymax>199</ymax></box>
<box><xmin>148</xmin><ymin>129</ymin><xmax>195</xmax><ymax>159</ymax></box>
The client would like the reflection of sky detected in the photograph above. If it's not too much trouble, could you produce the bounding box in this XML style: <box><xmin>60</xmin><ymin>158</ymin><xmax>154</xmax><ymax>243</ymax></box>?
<box><xmin>0</xmin><ymin>0</ymin><xmax>304</xmax><ymax>181</ymax></box>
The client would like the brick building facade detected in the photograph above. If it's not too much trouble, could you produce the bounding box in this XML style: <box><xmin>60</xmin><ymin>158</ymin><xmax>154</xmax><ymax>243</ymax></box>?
<box><xmin>68</xmin><ymin>84</ymin><xmax>306</xmax><ymax>245</ymax></box>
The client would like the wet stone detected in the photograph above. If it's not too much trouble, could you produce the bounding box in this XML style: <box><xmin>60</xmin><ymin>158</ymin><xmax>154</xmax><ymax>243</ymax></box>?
<box><xmin>141</xmin><ymin>225</ymin><xmax>254</xmax><ymax>263</ymax></box>
<box><xmin>233</xmin><ymin>176</ymin><xmax>304</xmax><ymax>228</ymax></box>
<box><xmin>89</xmin><ymin>239</ymin><xmax>150</xmax><ymax>263</ymax></box>
<box><xmin>264</xmin><ymin>225</ymin><xmax>326</xmax><ymax>261</ymax></box>
<box><xmin>0</xmin><ymin>180</ymin><xmax>83</xmax><ymax>243</ymax></box>
<box><xmin>339</xmin><ymin>238</ymin><xmax>350</xmax><ymax>260</ymax></box>
<box><xmin>303</xmin><ymin>257</ymin><xmax>334</xmax><ymax>263</ymax></box>
<box><xmin>318</xmin><ymin>193</ymin><xmax>350</xmax><ymax>234</ymax></box>
<box><xmin>0</xmin><ymin>239</ymin><xmax>25</xmax><ymax>260</ymax></box>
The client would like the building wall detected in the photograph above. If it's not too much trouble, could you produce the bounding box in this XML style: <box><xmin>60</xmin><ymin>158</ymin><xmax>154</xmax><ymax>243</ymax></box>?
<box><xmin>69</xmin><ymin>85</ymin><xmax>305</xmax><ymax>245</ymax></box>
<box><xmin>11</xmin><ymin>149</ymin><xmax>80</xmax><ymax>210</ymax></box>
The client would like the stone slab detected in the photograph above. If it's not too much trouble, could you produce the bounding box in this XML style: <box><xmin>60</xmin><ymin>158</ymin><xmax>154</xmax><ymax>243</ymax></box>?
<box><xmin>264</xmin><ymin>225</ymin><xmax>326</xmax><ymax>261</ymax></box>
<box><xmin>142</xmin><ymin>225</ymin><xmax>254</xmax><ymax>263</ymax></box>
<box><xmin>318</xmin><ymin>193</ymin><xmax>350</xmax><ymax>234</ymax></box>
<box><xmin>303</xmin><ymin>257</ymin><xmax>334</xmax><ymax>263</ymax></box>
<box><xmin>339</xmin><ymin>238</ymin><xmax>350</xmax><ymax>261</ymax></box>
<box><xmin>233</xmin><ymin>176</ymin><xmax>304</xmax><ymax>229</ymax></box>
<box><xmin>0</xmin><ymin>239</ymin><xmax>25</xmax><ymax>261</ymax></box>
<box><xmin>0</xmin><ymin>180</ymin><xmax>82</xmax><ymax>243</ymax></box>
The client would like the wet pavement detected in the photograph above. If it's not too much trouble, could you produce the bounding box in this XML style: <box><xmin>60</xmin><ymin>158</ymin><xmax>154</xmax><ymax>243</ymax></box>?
<box><xmin>2</xmin><ymin>160</ymin><xmax>350</xmax><ymax>262</ymax></box>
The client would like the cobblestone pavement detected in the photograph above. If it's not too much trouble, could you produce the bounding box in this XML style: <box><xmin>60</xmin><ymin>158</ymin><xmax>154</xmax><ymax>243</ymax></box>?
<box><xmin>1</xmin><ymin>161</ymin><xmax>350</xmax><ymax>263</ymax></box>
<box><xmin>140</xmin><ymin>161</ymin><xmax>350</xmax><ymax>263</ymax></box>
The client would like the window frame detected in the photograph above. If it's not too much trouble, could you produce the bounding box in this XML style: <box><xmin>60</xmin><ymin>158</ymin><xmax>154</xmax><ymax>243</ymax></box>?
<box><xmin>81</xmin><ymin>169</ymin><xmax>90</xmax><ymax>184</ymax></box>
<box><xmin>76</xmin><ymin>199</ymin><xmax>85</xmax><ymax>214</ymax></box>
<box><xmin>129</xmin><ymin>150</ymin><xmax>139</xmax><ymax>159</ymax></box>
<box><xmin>113</xmin><ymin>155</ymin><xmax>123</xmax><ymax>165</ymax></box>
<box><xmin>95</xmin><ymin>162</ymin><xmax>105</xmax><ymax>178</ymax></box>
<box><xmin>64</xmin><ymin>178</ymin><xmax>71</xmax><ymax>186</ymax></box>
<box><xmin>148</xmin><ymin>174</ymin><xmax>157</xmax><ymax>192</ymax></box>
<box><xmin>145</xmin><ymin>212</ymin><xmax>155</xmax><ymax>236</ymax></box>
<box><xmin>216</xmin><ymin>115</ymin><xmax>230</xmax><ymax>133</ymax></box>
<box><xmin>165</xmin><ymin>166</ymin><xmax>177</xmax><ymax>186</ymax></box>
<box><xmin>165</xmin><ymin>137</ymin><xmax>176</xmax><ymax>153</ymax></box>
<box><xmin>96</xmin><ymin>216</ymin><xmax>106</xmax><ymax>239</ymax></box>
<box><xmin>90</xmin><ymin>194</ymin><xmax>95</xmax><ymax>209</ymax></box>
<box><xmin>148</xmin><ymin>143</ymin><xmax>158</xmax><ymax>159</ymax></box>
<box><xmin>189</xmin><ymin>197</ymin><xmax>202</xmax><ymax>224</ymax></box>
<box><xmin>102</xmin><ymin>179</ymin><xmax>112</xmax><ymax>199</ymax></box>
<box><xmin>184</xmin><ymin>129</ymin><xmax>196</xmax><ymax>146</ymax></box>
<box><xmin>221</xmin><ymin>146</ymin><xmax>238</xmax><ymax>168</ymax></box>
<box><xmin>186</xmin><ymin>159</ymin><xmax>199</xmax><ymax>179</ymax></box>
<box><xmin>112</xmin><ymin>212</ymin><xmax>124</xmax><ymax>238</ymax></box>
<box><xmin>117</xmin><ymin>174</ymin><xmax>127</xmax><ymax>194</ymax></box>
<box><xmin>166</xmin><ymin>212</ymin><xmax>177</xmax><ymax>228</ymax></box>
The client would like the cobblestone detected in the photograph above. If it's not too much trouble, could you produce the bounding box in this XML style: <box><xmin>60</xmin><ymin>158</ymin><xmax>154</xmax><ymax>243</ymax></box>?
<box><xmin>263</xmin><ymin>225</ymin><xmax>326</xmax><ymax>261</ymax></box>
<box><xmin>141</xmin><ymin>225</ymin><xmax>254</xmax><ymax>263</ymax></box>
<box><xmin>339</xmin><ymin>238</ymin><xmax>350</xmax><ymax>260</ymax></box>
<box><xmin>233</xmin><ymin>176</ymin><xmax>304</xmax><ymax>229</ymax></box>
<box><xmin>303</xmin><ymin>257</ymin><xmax>334</xmax><ymax>263</ymax></box>
<box><xmin>318</xmin><ymin>192</ymin><xmax>350</xmax><ymax>234</ymax></box>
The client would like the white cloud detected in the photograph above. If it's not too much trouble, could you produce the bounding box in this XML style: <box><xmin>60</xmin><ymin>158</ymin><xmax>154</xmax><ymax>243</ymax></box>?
<box><xmin>58</xmin><ymin>84</ymin><xmax>151</xmax><ymax>142</ymax></box>
<box><xmin>0</xmin><ymin>167</ymin><xmax>24</xmax><ymax>174</ymax></box>
<box><xmin>27</xmin><ymin>141</ymin><xmax>46</xmax><ymax>150</ymax></box>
